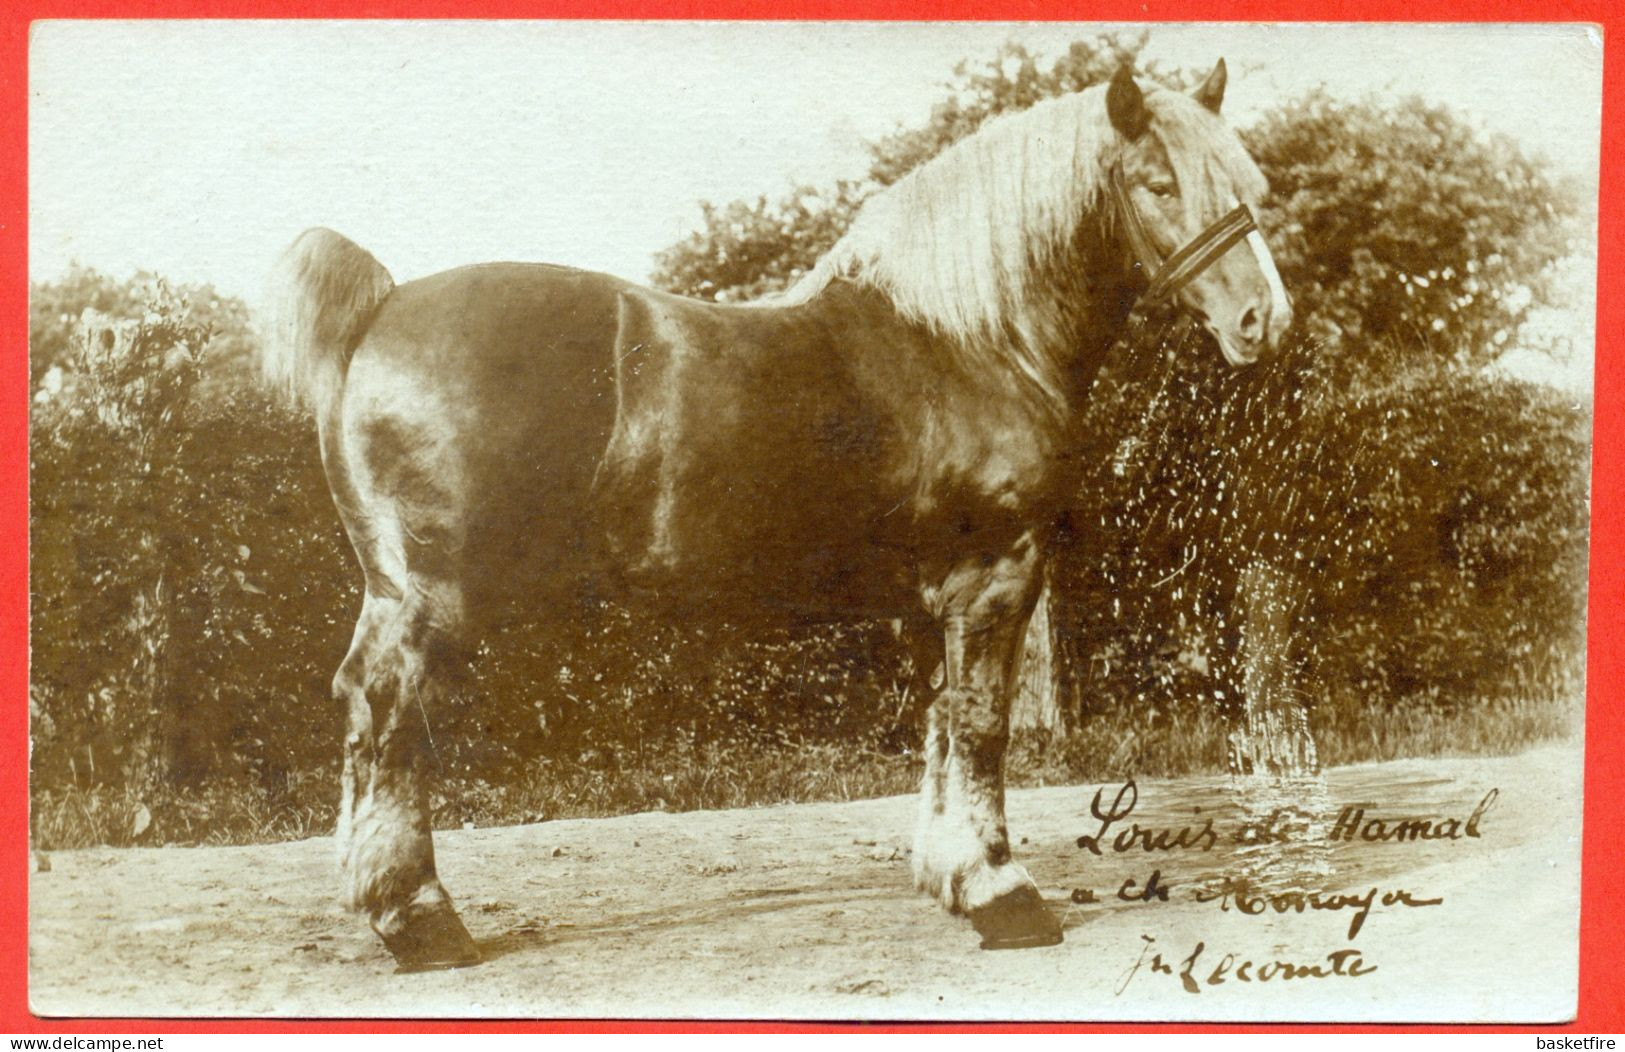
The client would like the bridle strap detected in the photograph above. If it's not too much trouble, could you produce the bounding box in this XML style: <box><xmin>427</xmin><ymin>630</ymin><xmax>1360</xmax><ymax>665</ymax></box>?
<box><xmin>1110</xmin><ymin>163</ymin><xmax>1258</xmax><ymax>309</ymax></box>
<box><xmin>1112</xmin><ymin>164</ymin><xmax>1167</xmax><ymax>288</ymax></box>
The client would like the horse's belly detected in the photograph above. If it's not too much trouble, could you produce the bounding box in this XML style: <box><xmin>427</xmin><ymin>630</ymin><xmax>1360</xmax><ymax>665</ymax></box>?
<box><xmin>589</xmin><ymin>450</ymin><xmax>915</xmax><ymax>618</ymax></box>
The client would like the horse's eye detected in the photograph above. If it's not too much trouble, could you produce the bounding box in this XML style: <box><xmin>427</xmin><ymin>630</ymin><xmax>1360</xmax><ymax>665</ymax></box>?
<box><xmin>1148</xmin><ymin>181</ymin><xmax>1177</xmax><ymax>198</ymax></box>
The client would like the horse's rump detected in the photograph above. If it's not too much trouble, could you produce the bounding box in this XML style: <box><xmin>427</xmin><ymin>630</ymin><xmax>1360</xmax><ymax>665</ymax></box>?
<box><xmin>330</xmin><ymin>263</ymin><xmax>624</xmax><ymax>617</ymax></box>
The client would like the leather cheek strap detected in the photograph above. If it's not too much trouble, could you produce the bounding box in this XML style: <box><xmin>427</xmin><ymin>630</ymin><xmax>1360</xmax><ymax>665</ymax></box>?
<box><xmin>1110</xmin><ymin>163</ymin><xmax>1259</xmax><ymax>309</ymax></box>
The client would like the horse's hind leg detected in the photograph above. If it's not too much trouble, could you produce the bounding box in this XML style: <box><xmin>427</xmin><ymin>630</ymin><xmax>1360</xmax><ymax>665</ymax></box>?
<box><xmin>333</xmin><ymin>588</ymin><xmax>480</xmax><ymax>970</ymax></box>
<box><xmin>913</xmin><ymin>529</ymin><xmax>1062</xmax><ymax>949</ymax></box>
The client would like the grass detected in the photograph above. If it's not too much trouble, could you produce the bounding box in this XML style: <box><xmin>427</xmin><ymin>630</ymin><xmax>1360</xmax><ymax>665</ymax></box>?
<box><xmin>1309</xmin><ymin>692</ymin><xmax>1583</xmax><ymax>768</ymax></box>
<box><xmin>29</xmin><ymin>693</ymin><xmax>1581</xmax><ymax>852</ymax></box>
<box><xmin>443</xmin><ymin>741</ymin><xmax>923</xmax><ymax>831</ymax></box>
<box><xmin>30</xmin><ymin>743</ymin><xmax>926</xmax><ymax>852</ymax></box>
<box><xmin>31</xmin><ymin>775</ymin><xmax>337</xmax><ymax>850</ymax></box>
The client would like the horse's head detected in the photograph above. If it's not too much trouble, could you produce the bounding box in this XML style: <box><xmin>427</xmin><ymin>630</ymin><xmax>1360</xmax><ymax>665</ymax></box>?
<box><xmin>1106</xmin><ymin>62</ymin><xmax>1292</xmax><ymax>366</ymax></box>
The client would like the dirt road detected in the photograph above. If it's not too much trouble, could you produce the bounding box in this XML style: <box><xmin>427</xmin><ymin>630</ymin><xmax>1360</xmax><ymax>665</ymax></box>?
<box><xmin>29</xmin><ymin>746</ymin><xmax>1582</xmax><ymax>1022</ymax></box>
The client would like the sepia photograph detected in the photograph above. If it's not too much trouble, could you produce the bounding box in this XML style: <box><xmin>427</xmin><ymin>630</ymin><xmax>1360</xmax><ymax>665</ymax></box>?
<box><xmin>23</xmin><ymin>20</ymin><xmax>1602</xmax><ymax>1022</ymax></box>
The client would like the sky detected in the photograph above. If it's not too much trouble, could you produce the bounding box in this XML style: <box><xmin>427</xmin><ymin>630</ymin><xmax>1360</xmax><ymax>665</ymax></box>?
<box><xmin>28</xmin><ymin>21</ymin><xmax>1602</xmax><ymax>385</ymax></box>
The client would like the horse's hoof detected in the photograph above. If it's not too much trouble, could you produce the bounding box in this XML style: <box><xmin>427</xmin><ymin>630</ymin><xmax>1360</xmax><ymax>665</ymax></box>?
<box><xmin>968</xmin><ymin>885</ymin><xmax>1063</xmax><ymax>950</ymax></box>
<box><xmin>375</xmin><ymin>900</ymin><xmax>483</xmax><ymax>973</ymax></box>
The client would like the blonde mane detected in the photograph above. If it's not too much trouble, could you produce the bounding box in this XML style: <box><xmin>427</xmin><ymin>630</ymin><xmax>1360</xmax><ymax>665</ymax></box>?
<box><xmin>781</xmin><ymin>82</ymin><xmax>1265</xmax><ymax>408</ymax></box>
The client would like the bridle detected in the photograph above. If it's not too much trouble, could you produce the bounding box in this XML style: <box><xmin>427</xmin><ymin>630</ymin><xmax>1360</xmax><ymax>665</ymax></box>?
<box><xmin>1109</xmin><ymin>162</ymin><xmax>1259</xmax><ymax>309</ymax></box>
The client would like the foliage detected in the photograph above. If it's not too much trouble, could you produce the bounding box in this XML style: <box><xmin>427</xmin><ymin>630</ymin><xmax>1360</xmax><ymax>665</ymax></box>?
<box><xmin>1049</xmin><ymin>334</ymin><xmax>1590</xmax><ymax>726</ymax></box>
<box><xmin>651</xmin><ymin>182</ymin><xmax>867</xmax><ymax>303</ymax></box>
<box><xmin>32</xmin><ymin>688</ymin><xmax>1576</xmax><ymax>849</ymax></box>
<box><xmin>656</xmin><ymin>45</ymin><xmax>1580</xmax><ymax>369</ymax></box>
<box><xmin>864</xmin><ymin>34</ymin><xmax>1183</xmax><ymax>187</ymax></box>
<box><xmin>1245</xmin><ymin>90</ymin><xmax>1583</xmax><ymax>378</ymax></box>
<box><xmin>31</xmin><ymin>295</ymin><xmax>212</xmax><ymax>794</ymax></box>
<box><xmin>29</xmin><ymin>265</ymin><xmax>147</xmax><ymax>385</ymax></box>
<box><xmin>30</xmin><ymin>264</ymin><xmax>258</xmax><ymax>390</ymax></box>
<box><xmin>1300</xmin><ymin>363</ymin><xmax>1590</xmax><ymax>709</ymax></box>
<box><xmin>29</xmin><ymin>290</ymin><xmax>917</xmax><ymax>809</ymax></box>
<box><xmin>26</xmin><ymin>280</ymin><xmax>1587</xmax><ymax>848</ymax></box>
<box><xmin>30</xmin><ymin>300</ymin><xmax>356</xmax><ymax>797</ymax></box>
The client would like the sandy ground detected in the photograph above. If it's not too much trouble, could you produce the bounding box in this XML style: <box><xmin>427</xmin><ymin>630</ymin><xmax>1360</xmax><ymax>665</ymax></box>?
<box><xmin>29</xmin><ymin>745</ymin><xmax>1582</xmax><ymax>1022</ymax></box>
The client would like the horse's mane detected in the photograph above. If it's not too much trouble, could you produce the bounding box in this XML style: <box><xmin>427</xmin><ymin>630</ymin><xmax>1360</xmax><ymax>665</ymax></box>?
<box><xmin>781</xmin><ymin>82</ymin><xmax>1266</xmax><ymax>408</ymax></box>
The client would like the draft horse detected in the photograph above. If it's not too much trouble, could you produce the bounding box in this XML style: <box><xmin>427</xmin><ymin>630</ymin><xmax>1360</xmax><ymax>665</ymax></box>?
<box><xmin>264</xmin><ymin>63</ymin><xmax>1291</xmax><ymax>969</ymax></box>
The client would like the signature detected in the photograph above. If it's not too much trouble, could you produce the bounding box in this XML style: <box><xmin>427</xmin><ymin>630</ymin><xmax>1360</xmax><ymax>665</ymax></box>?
<box><xmin>1077</xmin><ymin>781</ymin><xmax>1500</xmax><ymax>856</ymax></box>
<box><xmin>1116</xmin><ymin>934</ymin><xmax>1377</xmax><ymax>996</ymax></box>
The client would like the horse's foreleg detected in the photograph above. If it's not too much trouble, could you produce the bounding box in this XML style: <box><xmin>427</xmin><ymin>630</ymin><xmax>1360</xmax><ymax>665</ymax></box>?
<box><xmin>913</xmin><ymin>531</ymin><xmax>1061</xmax><ymax>949</ymax></box>
<box><xmin>904</xmin><ymin>614</ymin><xmax>949</xmax><ymax>870</ymax></box>
<box><xmin>333</xmin><ymin>592</ymin><xmax>480</xmax><ymax>970</ymax></box>
<box><xmin>913</xmin><ymin>694</ymin><xmax>950</xmax><ymax>892</ymax></box>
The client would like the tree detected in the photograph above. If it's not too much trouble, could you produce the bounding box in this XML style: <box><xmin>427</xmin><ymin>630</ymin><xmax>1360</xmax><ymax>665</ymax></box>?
<box><xmin>29</xmin><ymin>265</ymin><xmax>145</xmax><ymax>385</ymax></box>
<box><xmin>30</xmin><ymin>265</ymin><xmax>258</xmax><ymax>391</ymax></box>
<box><xmin>31</xmin><ymin>296</ymin><xmax>212</xmax><ymax>793</ymax></box>
<box><xmin>31</xmin><ymin>283</ymin><xmax>356</xmax><ymax>800</ymax></box>
<box><xmin>652</xmin><ymin>182</ymin><xmax>867</xmax><ymax>303</ymax></box>
<box><xmin>1246</xmin><ymin>90</ymin><xmax>1581</xmax><ymax>378</ymax></box>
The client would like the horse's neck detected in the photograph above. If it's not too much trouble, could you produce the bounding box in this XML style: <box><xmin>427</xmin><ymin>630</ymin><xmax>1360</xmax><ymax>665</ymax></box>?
<box><xmin>798</xmin><ymin>241</ymin><xmax>1138</xmax><ymax>427</ymax></box>
<box><xmin>1063</xmin><ymin>276</ymin><xmax>1139</xmax><ymax>398</ymax></box>
<box><xmin>1028</xmin><ymin>236</ymin><xmax>1142</xmax><ymax>415</ymax></box>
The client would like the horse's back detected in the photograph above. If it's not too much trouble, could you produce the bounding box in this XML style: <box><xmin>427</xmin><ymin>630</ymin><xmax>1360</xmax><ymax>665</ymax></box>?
<box><xmin>365</xmin><ymin>261</ymin><xmax>628</xmax><ymax>378</ymax></box>
<box><xmin>335</xmin><ymin>263</ymin><xmax>626</xmax><ymax>617</ymax></box>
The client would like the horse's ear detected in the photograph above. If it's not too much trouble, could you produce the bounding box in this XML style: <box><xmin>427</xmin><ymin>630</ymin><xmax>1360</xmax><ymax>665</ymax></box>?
<box><xmin>1194</xmin><ymin>58</ymin><xmax>1227</xmax><ymax>114</ymax></box>
<box><xmin>1107</xmin><ymin>66</ymin><xmax>1150</xmax><ymax>141</ymax></box>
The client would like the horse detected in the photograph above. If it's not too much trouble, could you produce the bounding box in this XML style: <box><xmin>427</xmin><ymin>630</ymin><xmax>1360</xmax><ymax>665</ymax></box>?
<box><xmin>262</xmin><ymin>62</ymin><xmax>1291</xmax><ymax>970</ymax></box>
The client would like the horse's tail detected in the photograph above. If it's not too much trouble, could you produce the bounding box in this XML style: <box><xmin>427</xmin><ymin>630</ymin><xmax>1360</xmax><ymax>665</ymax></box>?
<box><xmin>262</xmin><ymin>227</ymin><xmax>394</xmax><ymax>415</ymax></box>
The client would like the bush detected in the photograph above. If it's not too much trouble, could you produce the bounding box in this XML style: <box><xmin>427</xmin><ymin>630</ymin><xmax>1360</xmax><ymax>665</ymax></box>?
<box><xmin>31</xmin><ymin>301</ymin><xmax>357</xmax><ymax>795</ymax></box>
<box><xmin>30</xmin><ymin>265</ymin><xmax>257</xmax><ymax>389</ymax></box>
<box><xmin>28</xmin><ymin>293</ymin><xmax>1587</xmax><ymax>847</ymax></box>
<box><xmin>1301</xmin><ymin>363</ymin><xmax>1589</xmax><ymax>710</ymax></box>
<box><xmin>643</xmin><ymin>36</ymin><xmax>1588</xmax><ymax>739</ymax></box>
<box><xmin>1245</xmin><ymin>90</ymin><xmax>1582</xmax><ymax>377</ymax></box>
<box><xmin>1048</xmin><ymin>334</ymin><xmax>1589</xmax><ymax>724</ymax></box>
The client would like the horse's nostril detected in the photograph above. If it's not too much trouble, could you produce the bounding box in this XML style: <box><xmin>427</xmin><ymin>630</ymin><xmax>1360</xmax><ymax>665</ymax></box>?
<box><xmin>1239</xmin><ymin>305</ymin><xmax>1263</xmax><ymax>341</ymax></box>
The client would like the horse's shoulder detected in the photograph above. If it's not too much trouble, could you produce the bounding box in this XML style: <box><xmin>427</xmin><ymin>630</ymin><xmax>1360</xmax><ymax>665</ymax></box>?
<box><xmin>611</xmin><ymin>285</ymin><xmax>677</xmax><ymax>348</ymax></box>
<box><xmin>612</xmin><ymin>285</ymin><xmax>751</xmax><ymax>355</ymax></box>
<box><xmin>613</xmin><ymin>283</ymin><xmax>730</xmax><ymax>318</ymax></box>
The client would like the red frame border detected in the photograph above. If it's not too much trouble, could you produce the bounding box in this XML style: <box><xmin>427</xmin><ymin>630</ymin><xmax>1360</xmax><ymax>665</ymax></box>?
<box><xmin>2</xmin><ymin>0</ymin><xmax>1619</xmax><ymax>1033</ymax></box>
